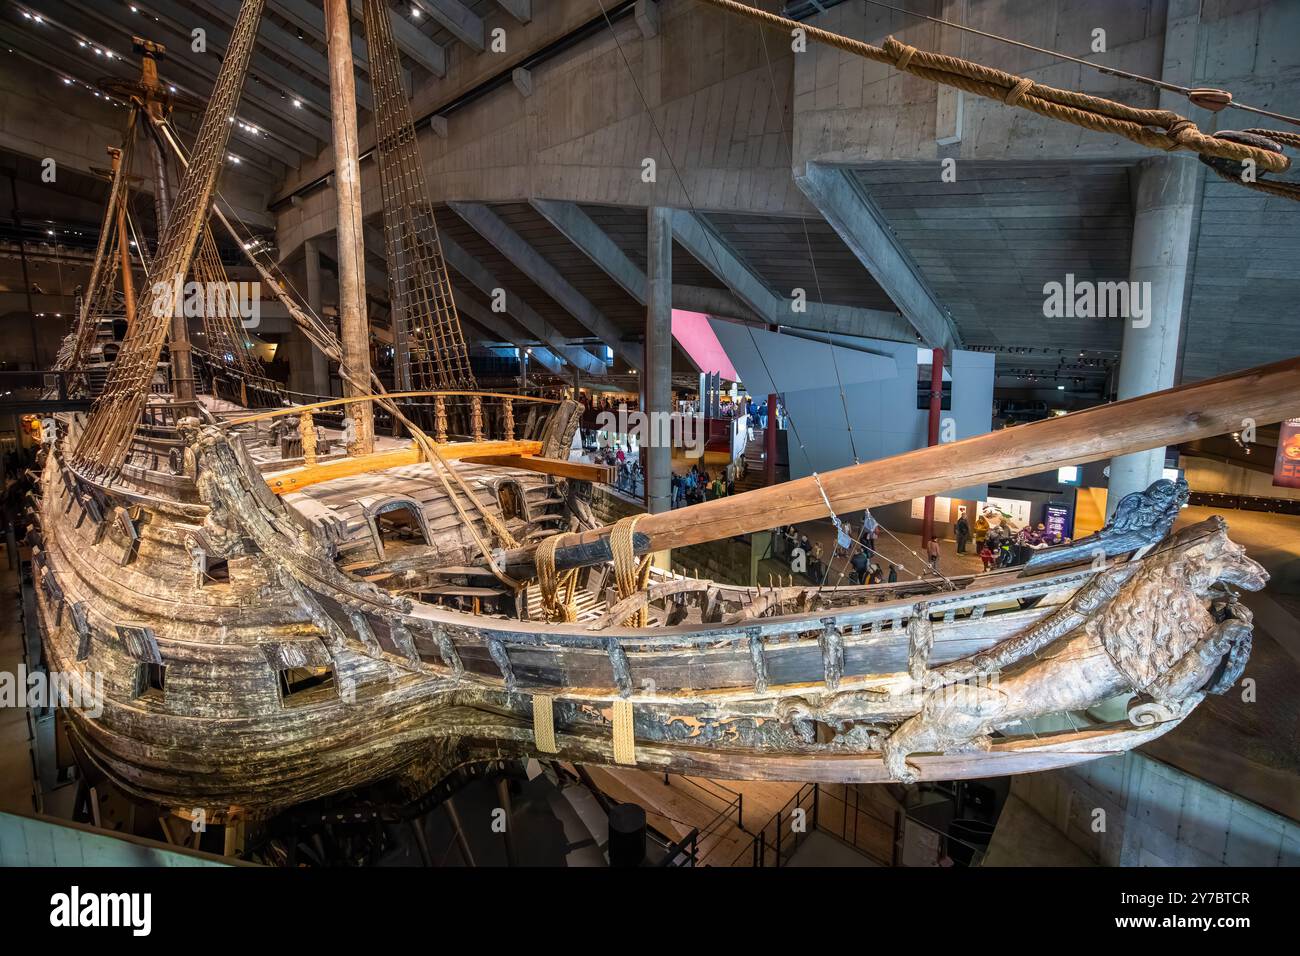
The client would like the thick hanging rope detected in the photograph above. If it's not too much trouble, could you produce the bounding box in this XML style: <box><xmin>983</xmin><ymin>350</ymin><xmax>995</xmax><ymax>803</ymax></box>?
<box><xmin>696</xmin><ymin>0</ymin><xmax>1295</xmax><ymax>197</ymax></box>
<box><xmin>610</xmin><ymin>515</ymin><xmax>652</xmax><ymax>627</ymax></box>
<box><xmin>1199</xmin><ymin>129</ymin><xmax>1300</xmax><ymax>201</ymax></box>
<box><xmin>536</xmin><ymin>532</ymin><xmax>580</xmax><ymax>622</ymax></box>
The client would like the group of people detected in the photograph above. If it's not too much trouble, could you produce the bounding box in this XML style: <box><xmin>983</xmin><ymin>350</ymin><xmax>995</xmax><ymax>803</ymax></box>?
<box><xmin>671</xmin><ymin>461</ymin><xmax>738</xmax><ymax>508</ymax></box>
<box><xmin>587</xmin><ymin>443</ymin><xmax>644</xmax><ymax>496</ymax></box>
<box><xmin>770</xmin><ymin>511</ymin><xmax>903</xmax><ymax>586</ymax></box>
<box><xmin>974</xmin><ymin>520</ymin><xmax>1070</xmax><ymax>571</ymax></box>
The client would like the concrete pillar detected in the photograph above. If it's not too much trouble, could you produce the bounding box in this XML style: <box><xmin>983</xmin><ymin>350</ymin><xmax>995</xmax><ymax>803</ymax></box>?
<box><xmin>325</xmin><ymin>0</ymin><xmax>374</xmax><ymax>454</ymax></box>
<box><xmin>300</xmin><ymin>239</ymin><xmax>331</xmax><ymax>396</ymax></box>
<box><xmin>645</xmin><ymin>207</ymin><xmax>672</xmax><ymax>515</ymax></box>
<box><xmin>1106</xmin><ymin>156</ymin><xmax>1198</xmax><ymax>516</ymax></box>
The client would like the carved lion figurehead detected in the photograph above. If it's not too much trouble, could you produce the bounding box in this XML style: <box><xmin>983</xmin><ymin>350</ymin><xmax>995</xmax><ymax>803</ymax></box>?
<box><xmin>1177</xmin><ymin>520</ymin><xmax>1268</xmax><ymax>596</ymax></box>
<box><xmin>1090</xmin><ymin>519</ymin><xmax>1265</xmax><ymax>694</ymax></box>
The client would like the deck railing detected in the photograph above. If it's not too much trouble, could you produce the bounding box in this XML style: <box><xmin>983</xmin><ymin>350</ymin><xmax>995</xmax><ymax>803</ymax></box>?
<box><xmin>224</xmin><ymin>390</ymin><xmax>563</xmax><ymax>463</ymax></box>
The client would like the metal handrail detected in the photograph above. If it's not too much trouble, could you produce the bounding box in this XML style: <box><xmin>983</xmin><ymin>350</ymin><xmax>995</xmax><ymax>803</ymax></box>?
<box><xmin>735</xmin><ymin>782</ymin><xmax>899</xmax><ymax>867</ymax></box>
<box><xmin>657</xmin><ymin>828</ymin><xmax>700</xmax><ymax>866</ymax></box>
<box><xmin>663</xmin><ymin>772</ymin><xmax>745</xmax><ymax>831</ymax></box>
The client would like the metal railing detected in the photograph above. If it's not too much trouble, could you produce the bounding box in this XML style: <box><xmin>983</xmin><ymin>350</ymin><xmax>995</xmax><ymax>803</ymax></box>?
<box><xmin>735</xmin><ymin>782</ymin><xmax>898</xmax><ymax>867</ymax></box>
<box><xmin>657</xmin><ymin>828</ymin><xmax>700</xmax><ymax>867</ymax></box>
<box><xmin>663</xmin><ymin>772</ymin><xmax>746</xmax><ymax>831</ymax></box>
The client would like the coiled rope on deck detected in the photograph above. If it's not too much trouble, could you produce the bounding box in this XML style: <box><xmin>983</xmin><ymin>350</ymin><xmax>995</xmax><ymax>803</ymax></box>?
<box><xmin>697</xmin><ymin>0</ymin><xmax>1295</xmax><ymax>195</ymax></box>
<box><xmin>610</xmin><ymin>515</ymin><xmax>652</xmax><ymax>627</ymax></box>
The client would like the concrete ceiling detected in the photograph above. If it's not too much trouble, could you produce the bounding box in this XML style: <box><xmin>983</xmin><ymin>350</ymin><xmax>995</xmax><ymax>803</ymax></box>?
<box><xmin>1182</xmin><ymin>170</ymin><xmax>1300</xmax><ymax>382</ymax></box>
<box><xmin>849</xmin><ymin>162</ymin><xmax>1133</xmax><ymax>392</ymax></box>
<box><xmin>4</xmin><ymin>0</ymin><xmax>1297</xmax><ymax>401</ymax></box>
<box><xmin>3</xmin><ymin>0</ymin><xmax>495</xmax><ymax>175</ymax></box>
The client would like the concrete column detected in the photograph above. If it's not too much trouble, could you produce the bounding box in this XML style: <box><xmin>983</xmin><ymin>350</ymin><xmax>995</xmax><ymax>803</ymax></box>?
<box><xmin>325</xmin><ymin>0</ymin><xmax>374</xmax><ymax>454</ymax></box>
<box><xmin>645</xmin><ymin>207</ymin><xmax>672</xmax><ymax>515</ymax></box>
<box><xmin>300</xmin><ymin>238</ymin><xmax>331</xmax><ymax>396</ymax></box>
<box><xmin>1106</xmin><ymin>156</ymin><xmax>1198</xmax><ymax>516</ymax></box>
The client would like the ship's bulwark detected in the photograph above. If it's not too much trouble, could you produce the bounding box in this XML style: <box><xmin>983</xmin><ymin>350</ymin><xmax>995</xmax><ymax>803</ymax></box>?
<box><xmin>31</xmin><ymin>414</ymin><xmax>1263</xmax><ymax>817</ymax></box>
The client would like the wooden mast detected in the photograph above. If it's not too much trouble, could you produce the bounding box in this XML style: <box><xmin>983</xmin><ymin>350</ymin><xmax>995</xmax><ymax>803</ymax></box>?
<box><xmin>497</xmin><ymin>355</ymin><xmax>1300</xmax><ymax>577</ymax></box>
<box><xmin>106</xmin><ymin>147</ymin><xmax>136</xmax><ymax>328</ymax></box>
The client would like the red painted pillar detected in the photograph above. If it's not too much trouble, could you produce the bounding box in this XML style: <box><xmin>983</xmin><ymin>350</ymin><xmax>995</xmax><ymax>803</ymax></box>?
<box><xmin>921</xmin><ymin>348</ymin><xmax>944</xmax><ymax>546</ymax></box>
<box><xmin>764</xmin><ymin>392</ymin><xmax>778</xmax><ymax>486</ymax></box>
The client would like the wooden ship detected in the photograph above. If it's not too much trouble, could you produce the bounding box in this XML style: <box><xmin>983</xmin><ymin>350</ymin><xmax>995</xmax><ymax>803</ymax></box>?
<box><xmin>25</xmin><ymin>0</ymin><xmax>1300</xmax><ymax>833</ymax></box>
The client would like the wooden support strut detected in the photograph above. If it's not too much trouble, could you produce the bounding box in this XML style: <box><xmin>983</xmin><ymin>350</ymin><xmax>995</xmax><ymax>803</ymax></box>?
<box><xmin>491</xmin><ymin>356</ymin><xmax>1300</xmax><ymax>578</ymax></box>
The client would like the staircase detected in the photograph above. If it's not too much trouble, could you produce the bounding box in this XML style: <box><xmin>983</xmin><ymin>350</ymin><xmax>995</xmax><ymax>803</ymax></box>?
<box><xmin>734</xmin><ymin>429</ymin><xmax>769</xmax><ymax>493</ymax></box>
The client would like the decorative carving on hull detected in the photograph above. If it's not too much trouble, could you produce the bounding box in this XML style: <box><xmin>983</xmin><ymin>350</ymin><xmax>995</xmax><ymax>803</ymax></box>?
<box><xmin>881</xmin><ymin>521</ymin><xmax>1266</xmax><ymax>783</ymax></box>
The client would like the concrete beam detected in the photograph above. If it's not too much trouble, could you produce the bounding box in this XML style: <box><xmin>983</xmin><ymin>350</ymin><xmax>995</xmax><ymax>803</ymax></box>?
<box><xmin>269</xmin><ymin>0</ymin><xmax>370</xmax><ymax>72</ymax></box>
<box><xmin>132</xmin><ymin>0</ymin><xmax>334</xmax><ymax>118</ymax></box>
<box><xmin>529</xmin><ymin>199</ymin><xmax>905</xmax><ymax>337</ymax></box>
<box><xmin>511</xmin><ymin>67</ymin><xmax>534</xmax><ymax>98</ymax></box>
<box><xmin>635</xmin><ymin>0</ymin><xmax>660</xmax><ymax>39</ymax></box>
<box><xmin>454</xmin><ymin>291</ymin><xmax>565</xmax><ymax>374</ymax></box>
<box><xmin>449</xmin><ymin>202</ymin><xmax>642</xmax><ymax>370</ymax></box>
<box><xmin>669</xmin><ymin>208</ymin><xmax>914</xmax><ymax>341</ymax></box>
<box><xmin>436</xmin><ymin>230</ymin><xmax>607</xmax><ymax>375</ymax></box>
<box><xmin>412</xmin><ymin>0</ymin><xmax>484</xmax><ymax>52</ymax></box>
<box><xmin>45</xmin><ymin>0</ymin><xmax>330</xmax><ymax>152</ymax></box>
<box><xmin>795</xmin><ymin>162</ymin><xmax>960</xmax><ymax>353</ymax></box>
<box><xmin>205</xmin><ymin>0</ymin><xmax>374</xmax><ymax>108</ymax></box>
<box><xmin>492</xmin><ymin>0</ymin><xmax>532</xmax><ymax>24</ymax></box>
<box><xmin>352</xmin><ymin>0</ymin><xmax>446</xmax><ymax>77</ymax></box>
<box><xmin>529</xmin><ymin>199</ymin><xmax>647</xmax><ymax>301</ymax></box>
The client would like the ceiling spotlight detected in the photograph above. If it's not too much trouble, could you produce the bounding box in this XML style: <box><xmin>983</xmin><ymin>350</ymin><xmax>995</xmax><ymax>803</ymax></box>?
<box><xmin>168</xmin><ymin>85</ymin><xmax>176</xmax><ymax>92</ymax></box>
<box><xmin>77</xmin><ymin>39</ymin><xmax>86</xmax><ymax>47</ymax></box>
<box><xmin>411</xmin><ymin>6</ymin><xmax>420</xmax><ymax>18</ymax></box>
<box><xmin>292</xmin><ymin>98</ymin><xmax>301</xmax><ymax>108</ymax></box>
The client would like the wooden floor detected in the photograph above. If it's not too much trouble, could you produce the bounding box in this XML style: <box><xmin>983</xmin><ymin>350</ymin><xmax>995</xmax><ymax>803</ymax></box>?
<box><xmin>581</xmin><ymin>765</ymin><xmax>800</xmax><ymax>866</ymax></box>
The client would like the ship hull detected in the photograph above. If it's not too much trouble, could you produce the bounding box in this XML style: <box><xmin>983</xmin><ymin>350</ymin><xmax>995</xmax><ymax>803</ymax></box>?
<box><xmin>31</xmin><ymin>418</ymin><xmax>1259</xmax><ymax>817</ymax></box>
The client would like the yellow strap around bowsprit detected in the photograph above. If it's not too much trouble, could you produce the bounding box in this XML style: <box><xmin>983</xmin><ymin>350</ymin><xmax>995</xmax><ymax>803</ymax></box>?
<box><xmin>532</xmin><ymin>693</ymin><xmax>558</xmax><ymax>754</ymax></box>
<box><xmin>612</xmin><ymin>698</ymin><xmax>636</xmax><ymax>765</ymax></box>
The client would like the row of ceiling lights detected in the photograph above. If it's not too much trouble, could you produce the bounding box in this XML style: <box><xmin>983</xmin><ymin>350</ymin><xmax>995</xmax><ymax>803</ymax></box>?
<box><xmin>15</xmin><ymin>2</ymin><xmax>318</xmax><ymax>168</ymax></box>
